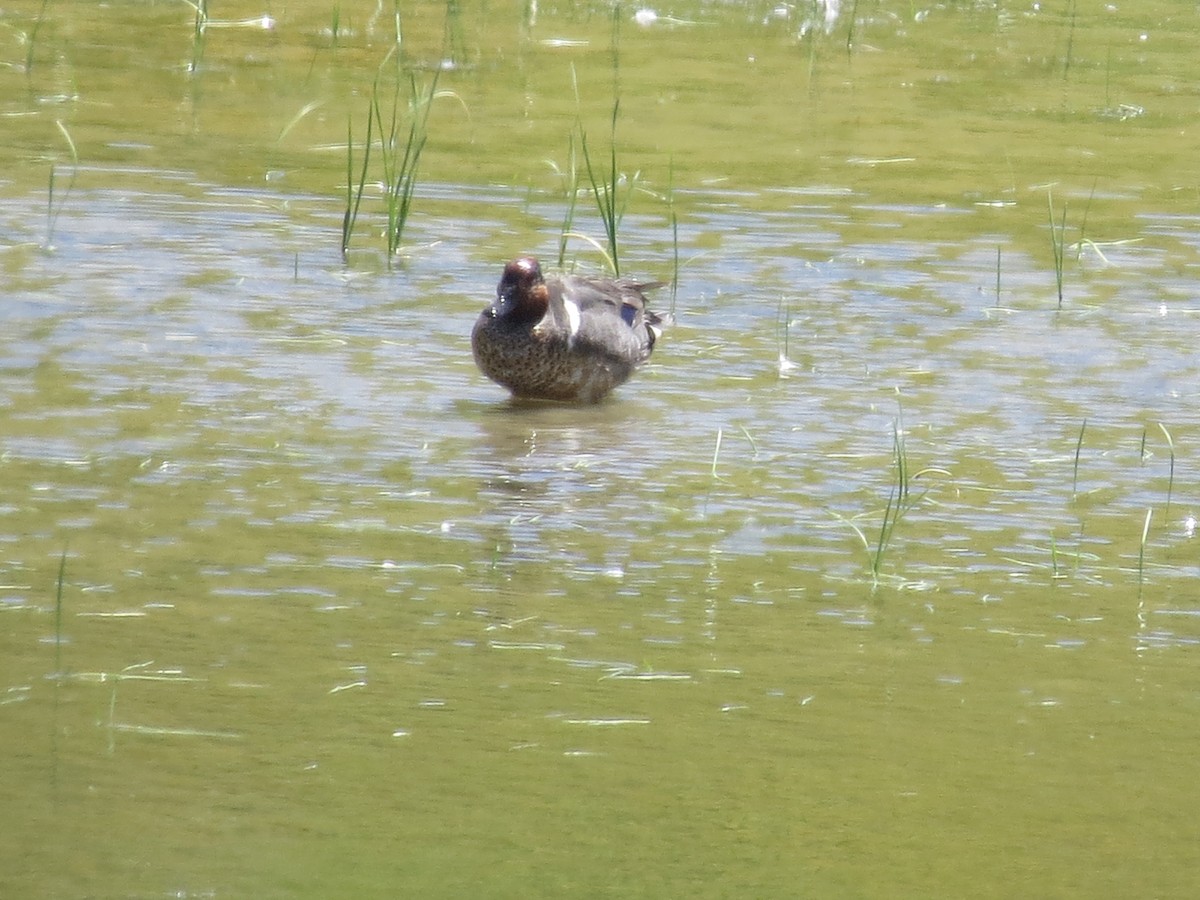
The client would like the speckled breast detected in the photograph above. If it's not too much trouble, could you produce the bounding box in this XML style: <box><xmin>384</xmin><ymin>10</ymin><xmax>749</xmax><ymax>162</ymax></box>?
<box><xmin>471</xmin><ymin>319</ymin><xmax>634</xmax><ymax>403</ymax></box>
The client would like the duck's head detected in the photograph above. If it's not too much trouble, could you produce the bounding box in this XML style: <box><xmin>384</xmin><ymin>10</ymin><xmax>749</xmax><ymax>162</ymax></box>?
<box><xmin>492</xmin><ymin>257</ymin><xmax>549</xmax><ymax>322</ymax></box>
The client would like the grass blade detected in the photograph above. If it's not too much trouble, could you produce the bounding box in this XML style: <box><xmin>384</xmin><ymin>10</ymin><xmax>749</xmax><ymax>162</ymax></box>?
<box><xmin>54</xmin><ymin>545</ymin><xmax>67</xmax><ymax>676</ymax></box>
<box><xmin>1048</xmin><ymin>189</ymin><xmax>1066</xmax><ymax>308</ymax></box>
<box><xmin>45</xmin><ymin>120</ymin><xmax>78</xmax><ymax>248</ymax></box>
<box><xmin>1157</xmin><ymin>422</ymin><xmax>1175</xmax><ymax>513</ymax></box>
<box><xmin>341</xmin><ymin>105</ymin><xmax>375</xmax><ymax>258</ymax></box>
<box><xmin>1071</xmin><ymin>418</ymin><xmax>1086</xmax><ymax>498</ymax></box>
<box><xmin>1137</xmin><ymin>507</ymin><xmax>1152</xmax><ymax>597</ymax></box>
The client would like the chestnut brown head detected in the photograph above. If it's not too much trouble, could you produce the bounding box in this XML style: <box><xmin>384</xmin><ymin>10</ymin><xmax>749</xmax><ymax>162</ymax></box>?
<box><xmin>494</xmin><ymin>257</ymin><xmax>549</xmax><ymax>322</ymax></box>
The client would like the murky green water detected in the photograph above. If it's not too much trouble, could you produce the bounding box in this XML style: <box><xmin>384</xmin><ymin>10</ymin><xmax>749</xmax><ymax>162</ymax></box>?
<box><xmin>4</xmin><ymin>1</ymin><xmax>1200</xmax><ymax>896</ymax></box>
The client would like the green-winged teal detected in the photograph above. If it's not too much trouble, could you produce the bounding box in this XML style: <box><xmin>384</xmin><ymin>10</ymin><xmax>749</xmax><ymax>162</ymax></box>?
<box><xmin>471</xmin><ymin>257</ymin><xmax>667</xmax><ymax>403</ymax></box>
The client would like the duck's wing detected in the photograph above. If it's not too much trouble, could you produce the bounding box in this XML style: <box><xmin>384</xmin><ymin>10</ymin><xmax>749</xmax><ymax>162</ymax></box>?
<box><xmin>544</xmin><ymin>274</ymin><xmax>657</xmax><ymax>362</ymax></box>
<box><xmin>559</xmin><ymin>274</ymin><xmax>665</xmax><ymax>326</ymax></box>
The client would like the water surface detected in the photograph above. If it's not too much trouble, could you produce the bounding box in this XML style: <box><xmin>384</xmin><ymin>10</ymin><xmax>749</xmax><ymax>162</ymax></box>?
<box><xmin>3</xmin><ymin>1</ymin><xmax>1200</xmax><ymax>896</ymax></box>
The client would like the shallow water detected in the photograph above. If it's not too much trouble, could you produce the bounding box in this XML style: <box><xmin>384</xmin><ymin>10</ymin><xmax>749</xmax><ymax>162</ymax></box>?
<box><xmin>4</xmin><ymin>1</ymin><xmax>1200</xmax><ymax>896</ymax></box>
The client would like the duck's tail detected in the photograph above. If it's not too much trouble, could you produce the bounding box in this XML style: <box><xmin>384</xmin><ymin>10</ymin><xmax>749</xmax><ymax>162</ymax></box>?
<box><xmin>645</xmin><ymin>308</ymin><xmax>674</xmax><ymax>348</ymax></box>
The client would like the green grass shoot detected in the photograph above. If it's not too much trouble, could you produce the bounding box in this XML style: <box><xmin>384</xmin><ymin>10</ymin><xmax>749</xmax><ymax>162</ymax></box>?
<box><xmin>701</xmin><ymin>427</ymin><xmax>725</xmax><ymax>520</ymax></box>
<box><xmin>1047</xmin><ymin>189</ymin><xmax>1067</xmax><ymax>308</ymax></box>
<box><xmin>845</xmin><ymin>0</ymin><xmax>859</xmax><ymax>55</ymax></box>
<box><xmin>377</xmin><ymin>69</ymin><xmax>440</xmax><ymax>260</ymax></box>
<box><xmin>277</xmin><ymin>101</ymin><xmax>323</xmax><ymax>144</ymax></box>
<box><xmin>46</xmin><ymin>120</ymin><xmax>78</xmax><ymax>248</ymax></box>
<box><xmin>1137</xmin><ymin>507</ymin><xmax>1152</xmax><ymax>597</ymax></box>
<box><xmin>1103</xmin><ymin>43</ymin><xmax>1113</xmax><ymax>110</ymax></box>
<box><xmin>995</xmin><ymin>245</ymin><xmax>1001</xmax><ymax>306</ymax></box>
<box><xmin>893</xmin><ymin>416</ymin><xmax>911</xmax><ymax>503</ymax></box>
<box><xmin>777</xmin><ymin>296</ymin><xmax>796</xmax><ymax>373</ymax></box>
<box><xmin>554</xmin><ymin>129</ymin><xmax>580</xmax><ymax>270</ymax></box>
<box><xmin>1062</xmin><ymin>0</ymin><xmax>1077</xmax><ymax>80</ymax></box>
<box><xmin>579</xmin><ymin>99</ymin><xmax>636</xmax><ymax>277</ymax></box>
<box><xmin>667</xmin><ymin>154</ymin><xmax>680</xmax><ymax>317</ymax></box>
<box><xmin>26</xmin><ymin>0</ymin><xmax>51</xmax><ymax>73</ymax></box>
<box><xmin>54</xmin><ymin>545</ymin><xmax>67</xmax><ymax>676</ymax></box>
<box><xmin>710</xmin><ymin>427</ymin><xmax>723</xmax><ymax>480</ymax></box>
<box><xmin>850</xmin><ymin>417</ymin><xmax>950</xmax><ymax>585</ymax></box>
<box><xmin>341</xmin><ymin>107</ymin><xmax>374</xmax><ymax>258</ymax></box>
<box><xmin>340</xmin><ymin>62</ymin><xmax>448</xmax><ymax>261</ymax></box>
<box><xmin>1158</xmin><ymin>422</ymin><xmax>1175</xmax><ymax>513</ymax></box>
<box><xmin>871</xmin><ymin>485</ymin><xmax>899</xmax><ymax>582</ymax></box>
<box><xmin>185</xmin><ymin>0</ymin><xmax>209</xmax><ymax>72</ymax></box>
<box><xmin>869</xmin><ymin>418</ymin><xmax>912</xmax><ymax>582</ymax></box>
<box><xmin>441</xmin><ymin>0</ymin><xmax>467</xmax><ymax>68</ymax></box>
<box><xmin>737</xmin><ymin>425</ymin><xmax>759</xmax><ymax>459</ymax></box>
<box><xmin>1076</xmin><ymin>177</ymin><xmax>1098</xmax><ymax>260</ymax></box>
<box><xmin>1071</xmin><ymin>418</ymin><xmax>1086</xmax><ymax>498</ymax></box>
<box><xmin>577</xmin><ymin>4</ymin><xmax>636</xmax><ymax>276</ymax></box>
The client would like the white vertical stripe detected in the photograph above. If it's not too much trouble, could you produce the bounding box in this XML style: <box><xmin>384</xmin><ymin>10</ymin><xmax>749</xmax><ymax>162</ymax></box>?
<box><xmin>562</xmin><ymin>297</ymin><xmax>582</xmax><ymax>347</ymax></box>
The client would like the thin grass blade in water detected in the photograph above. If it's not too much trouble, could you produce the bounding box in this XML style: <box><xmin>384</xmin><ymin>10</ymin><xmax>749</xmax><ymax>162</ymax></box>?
<box><xmin>341</xmin><ymin>108</ymin><xmax>374</xmax><ymax>258</ymax></box>
<box><xmin>1157</xmin><ymin>422</ymin><xmax>1175</xmax><ymax>513</ymax></box>
<box><xmin>1047</xmin><ymin>190</ymin><xmax>1067</xmax><ymax>308</ymax></box>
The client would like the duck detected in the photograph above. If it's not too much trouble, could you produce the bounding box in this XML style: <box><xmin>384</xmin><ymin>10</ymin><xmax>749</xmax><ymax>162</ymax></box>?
<box><xmin>471</xmin><ymin>257</ymin><xmax>668</xmax><ymax>403</ymax></box>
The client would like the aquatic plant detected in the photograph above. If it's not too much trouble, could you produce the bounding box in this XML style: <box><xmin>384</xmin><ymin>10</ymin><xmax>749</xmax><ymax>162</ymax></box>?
<box><xmin>441</xmin><ymin>0</ymin><xmax>467</xmax><ymax>69</ymax></box>
<box><xmin>1158</xmin><ymin>423</ymin><xmax>1175</xmax><ymax>513</ymax></box>
<box><xmin>1103</xmin><ymin>43</ymin><xmax>1115</xmax><ymax>112</ymax></box>
<box><xmin>869</xmin><ymin>419</ymin><xmax>911</xmax><ymax>580</ymax></box>
<box><xmin>556</xmin><ymin>63</ymin><xmax>642</xmax><ymax>276</ymax></box>
<box><xmin>26</xmin><ymin>0</ymin><xmax>51</xmax><ymax>73</ymax></box>
<box><xmin>1137</xmin><ymin>507</ymin><xmax>1152</xmax><ymax>597</ymax></box>
<box><xmin>46</xmin><ymin>120</ymin><xmax>78</xmax><ymax>248</ymax></box>
<box><xmin>329</xmin><ymin>2</ymin><xmax>342</xmax><ymax>49</ymax></box>
<box><xmin>341</xmin><ymin>107</ymin><xmax>374</xmax><ymax>258</ymax></box>
<box><xmin>1071</xmin><ymin>418</ymin><xmax>1086</xmax><ymax>498</ymax></box>
<box><xmin>666</xmin><ymin>154</ymin><xmax>680</xmax><ymax>317</ymax></box>
<box><xmin>102</xmin><ymin>662</ymin><xmax>213</xmax><ymax>755</ymax></box>
<box><xmin>1047</xmin><ymin>190</ymin><xmax>1067</xmax><ymax>308</ymax></box>
<box><xmin>829</xmin><ymin>416</ymin><xmax>948</xmax><ymax>587</ymax></box>
<box><xmin>378</xmin><ymin>69</ymin><xmax>440</xmax><ymax>259</ymax></box>
<box><xmin>1062</xmin><ymin>0</ymin><xmax>1078</xmax><ymax>81</ymax></box>
<box><xmin>277</xmin><ymin>101</ymin><xmax>323</xmax><ymax>145</ymax></box>
<box><xmin>776</xmin><ymin>296</ymin><xmax>797</xmax><ymax>375</ymax></box>
<box><xmin>54</xmin><ymin>545</ymin><xmax>67</xmax><ymax>676</ymax></box>
<box><xmin>551</xmin><ymin>129</ymin><xmax>580</xmax><ymax>270</ymax></box>
<box><xmin>341</xmin><ymin>63</ymin><xmax>443</xmax><ymax>262</ymax></box>
<box><xmin>184</xmin><ymin>0</ymin><xmax>209</xmax><ymax>73</ymax></box>
<box><xmin>1075</xmin><ymin>178</ymin><xmax>1098</xmax><ymax>260</ymax></box>
<box><xmin>577</xmin><ymin>4</ymin><xmax>638</xmax><ymax>276</ymax></box>
<box><xmin>579</xmin><ymin>98</ymin><xmax>637</xmax><ymax>277</ymax></box>
<box><xmin>994</xmin><ymin>246</ymin><xmax>1002</xmax><ymax>306</ymax></box>
<box><xmin>710</xmin><ymin>427</ymin><xmax>724</xmax><ymax>481</ymax></box>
